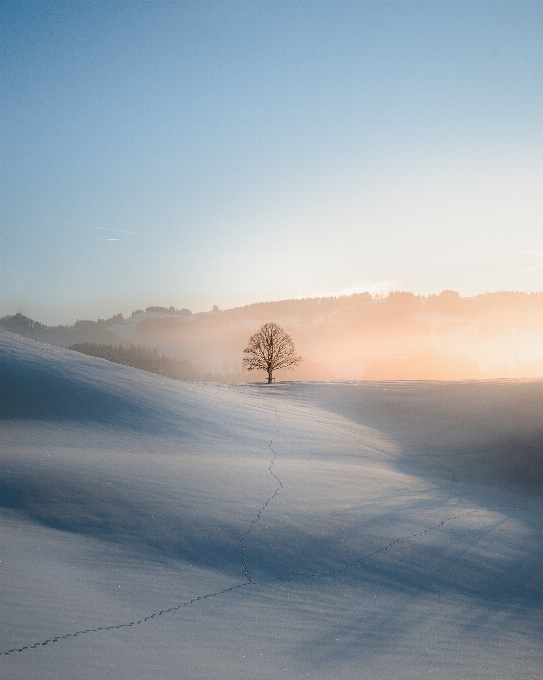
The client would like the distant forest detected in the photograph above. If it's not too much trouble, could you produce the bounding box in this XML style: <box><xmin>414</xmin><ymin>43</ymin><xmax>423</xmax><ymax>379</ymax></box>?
<box><xmin>68</xmin><ymin>343</ymin><xmax>210</xmax><ymax>382</ymax></box>
<box><xmin>132</xmin><ymin>306</ymin><xmax>192</xmax><ymax>316</ymax></box>
<box><xmin>4</xmin><ymin>289</ymin><xmax>543</xmax><ymax>380</ymax></box>
<box><xmin>0</xmin><ymin>312</ymin><xmax>123</xmax><ymax>346</ymax></box>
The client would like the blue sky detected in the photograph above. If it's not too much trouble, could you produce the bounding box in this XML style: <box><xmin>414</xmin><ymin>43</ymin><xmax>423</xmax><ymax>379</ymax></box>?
<box><xmin>1</xmin><ymin>0</ymin><xmax>542</xmax><ymax>324</ymax></box>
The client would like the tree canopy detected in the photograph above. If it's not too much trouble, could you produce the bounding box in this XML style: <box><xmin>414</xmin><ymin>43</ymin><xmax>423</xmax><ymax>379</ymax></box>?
<box><xmin>242</xmin><ymin>323</ymin><xmax>301</xmax><ymax>383</ymax></box>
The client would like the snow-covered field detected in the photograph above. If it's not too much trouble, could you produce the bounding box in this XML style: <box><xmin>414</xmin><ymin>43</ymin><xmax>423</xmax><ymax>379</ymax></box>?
<box><xmin>1</xmin><ymin>330</ymin><xmax>542</xmax><ymax>679</ymax></box>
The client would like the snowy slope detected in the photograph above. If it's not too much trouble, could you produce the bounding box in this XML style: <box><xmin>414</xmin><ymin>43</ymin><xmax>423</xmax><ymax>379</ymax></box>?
<box><xmin>1</xmin><ymin>330</ymin><xmax>542</xmax><ymax>679</ymax></box>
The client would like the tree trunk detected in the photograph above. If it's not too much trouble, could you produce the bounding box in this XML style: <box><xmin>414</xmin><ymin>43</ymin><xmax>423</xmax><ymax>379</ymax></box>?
<box><xmin>267</xmin><ymin>368</ymin><xmax>273</xmax><ymax>383</ymax></box>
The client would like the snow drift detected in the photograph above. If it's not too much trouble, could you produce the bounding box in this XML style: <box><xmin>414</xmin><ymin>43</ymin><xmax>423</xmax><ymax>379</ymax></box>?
<box><xmin>1</xmin><ymin>330</ymin><xmax>542</xmax><ymax>679</ymax></box>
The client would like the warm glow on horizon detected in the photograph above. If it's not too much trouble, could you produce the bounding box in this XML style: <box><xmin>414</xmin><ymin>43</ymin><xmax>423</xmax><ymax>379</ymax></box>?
<box><xmin>1</xmin><ymin>290</ymin><xmax>533</xmax><ymax>383</ymax></box>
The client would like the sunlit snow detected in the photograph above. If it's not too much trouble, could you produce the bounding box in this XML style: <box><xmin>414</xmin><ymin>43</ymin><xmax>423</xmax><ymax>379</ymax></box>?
<box><xmin>1</xmin><ymin>330</ymin><xmax>542</xmax><ymax>679</ymax></box>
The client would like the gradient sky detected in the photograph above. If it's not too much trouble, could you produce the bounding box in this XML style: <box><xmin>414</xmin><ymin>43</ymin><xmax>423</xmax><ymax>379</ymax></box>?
<box><xmin>1</xmin><ymin>0</ymin><xmax>542</xmax><ymax>324</ymax></box>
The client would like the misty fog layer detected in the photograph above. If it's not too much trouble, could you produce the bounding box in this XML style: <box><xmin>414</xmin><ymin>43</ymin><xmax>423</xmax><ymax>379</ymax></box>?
<box><xmin>3</xmin><ymin>291</ymin><xmax>543</xmax><ymax>381</ymax></box>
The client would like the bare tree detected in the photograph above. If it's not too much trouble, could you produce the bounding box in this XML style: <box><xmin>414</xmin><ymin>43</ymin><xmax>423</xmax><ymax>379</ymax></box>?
<box><xmin>242</xmin><ymin>323</ymin><xmax>302</xmax><ymax>383</ymax></box>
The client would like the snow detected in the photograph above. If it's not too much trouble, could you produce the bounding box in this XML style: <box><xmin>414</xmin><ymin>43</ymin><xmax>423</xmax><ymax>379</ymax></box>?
<box><xmin>1</xmin><ymin>330</ymin><xmax>542</xmax><ymax>679</ymax></box>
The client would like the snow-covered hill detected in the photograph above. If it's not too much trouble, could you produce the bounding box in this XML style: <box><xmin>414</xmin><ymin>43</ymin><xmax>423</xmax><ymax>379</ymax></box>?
<box><xmin>1</xmin><ymin>330</ymin><xmax>542</xmax><ymax>679</ymax></box>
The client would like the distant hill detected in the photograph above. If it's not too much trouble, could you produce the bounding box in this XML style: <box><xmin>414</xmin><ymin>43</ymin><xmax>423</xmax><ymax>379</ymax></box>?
<box><xmin>4</xmin><ymin>290</ymin><xmax>543</xmax><ymax>381</ymax></box>
<box><xmin>0</xmin><ymin>312</ymin><xmax>123</xmax><ymax>347</ymax></box>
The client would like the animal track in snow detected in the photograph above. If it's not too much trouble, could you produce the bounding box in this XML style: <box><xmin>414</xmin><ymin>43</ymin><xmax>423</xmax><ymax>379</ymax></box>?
<box><xmin>1</xmin><ymin>403</ymin><xmax>475</xmax><ymax>658</ymax></box>
<box><xmin>239</xmin><ymin>407</ymin><xmax>283</xmax><ymax>582</ymax></box>
<box><xmin>1</xmin><ymin>511</ymin><xmax>473</xmax><ymax>657</ymax></box>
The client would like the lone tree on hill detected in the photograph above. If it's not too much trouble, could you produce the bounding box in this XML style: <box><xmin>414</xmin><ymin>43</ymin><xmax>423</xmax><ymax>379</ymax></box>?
<box><xmin>242</xmin><ymin>322</ymin><xmax>302</xmax><ymax>383</ymax></box>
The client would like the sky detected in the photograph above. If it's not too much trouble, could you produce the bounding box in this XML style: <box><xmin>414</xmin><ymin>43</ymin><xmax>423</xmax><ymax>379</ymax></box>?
<box><xmin>1</xmin><ymin>0</ymin><xmax>542</xmax><ymax>325</ymax></box>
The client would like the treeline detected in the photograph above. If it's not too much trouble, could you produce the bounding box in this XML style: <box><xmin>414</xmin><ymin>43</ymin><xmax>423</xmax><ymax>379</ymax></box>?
<box><xmin>131</xmin><ymin>306</ymin><xmax>192</xmax><ymax>316</ymax></box>
<box><xmin>0</xmin><ymin>312</ymin><xmax>46</xmax><ymax>332</ymax></box>
<box><xmin>424</xmin><ymin>290</ymin><xmax>543</xmax><ymax>325</ymax></box>
<box><xmin>69</xmin><ymin>343</ymin><xmax>201</xmax><ymax>381</ymax></box>
<box><xmin>0</xmin><ymin>312</ymin><xmax>123</xmax><ymax>347</ymax></box>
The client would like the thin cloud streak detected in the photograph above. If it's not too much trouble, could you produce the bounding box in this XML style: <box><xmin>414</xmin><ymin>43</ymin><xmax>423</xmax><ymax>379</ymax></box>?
<box><xmin>44</xmin><ymin>217</ymin><xmax>143</xmax><ymax>236</ymax></box>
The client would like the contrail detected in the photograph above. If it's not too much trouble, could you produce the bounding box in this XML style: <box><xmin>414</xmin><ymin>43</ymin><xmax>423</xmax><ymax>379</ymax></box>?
<box><xmin>43</xmin><ymin>217</ymin><xmax>143</xmax><ymax>236</ymax></box>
